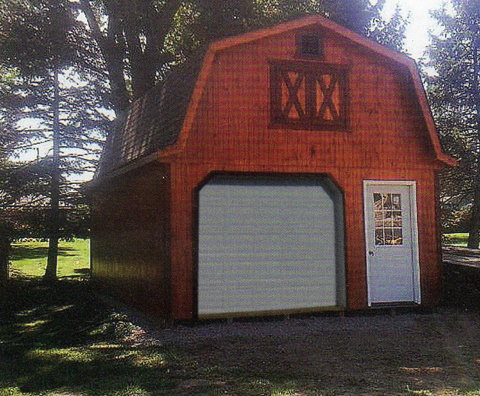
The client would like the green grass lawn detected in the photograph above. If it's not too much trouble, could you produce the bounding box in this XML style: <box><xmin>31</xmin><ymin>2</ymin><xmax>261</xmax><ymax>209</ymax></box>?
<box><xmin>443</xmin><ymin>233</ymin><xmax>469</xmax><ymax>247</ymax></box>
<box><xmin>9</xmin><ymin>239</ymin><xmax>90</xmax><ymax>279</ymax></box>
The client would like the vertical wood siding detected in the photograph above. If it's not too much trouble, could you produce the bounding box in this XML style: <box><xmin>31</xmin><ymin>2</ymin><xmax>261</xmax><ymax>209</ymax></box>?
<box><xmin>165</xmin><ymin>28</ymin><xmax>443</xmax><ymax>318</ymax></box>
<box><xmin>93</xmin><ymin>26</ymin><xmax>444</xmax><ymax>320</ymax></box>
<box><xmin>91</xmin><ymin>163</ymin><xmax>171</xmax><ymax>318</ymax></box>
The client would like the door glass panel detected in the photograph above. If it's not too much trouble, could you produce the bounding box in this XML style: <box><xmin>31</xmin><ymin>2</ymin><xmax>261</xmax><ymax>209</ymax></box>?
<box><xmin>373</xmin><ymin>193</ymin><xmax>403</xmax><ymax>245</ymax></box>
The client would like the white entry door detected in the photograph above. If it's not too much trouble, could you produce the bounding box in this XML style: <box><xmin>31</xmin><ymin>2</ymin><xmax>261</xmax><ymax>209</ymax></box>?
<box><xmin>364</xmin><ymin>181</ymin><xmax>421</xmax><ymax>305</ymax></box>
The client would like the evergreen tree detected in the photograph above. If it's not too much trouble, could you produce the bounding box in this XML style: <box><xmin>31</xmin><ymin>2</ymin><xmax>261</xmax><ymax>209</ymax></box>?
<box><xmin>0</xmin><ymin>0</ymin><xmax>110</xmax><ymax>281</ymax></box>
<box><xmin>0</xmin><ymin>161</ymin><xmax>51</xmax><ymax>282</ymax></box>
<box><xmin>427</xmin><ymin>0</ymin><xmax>480</xmax><ymax>247</ymax></box>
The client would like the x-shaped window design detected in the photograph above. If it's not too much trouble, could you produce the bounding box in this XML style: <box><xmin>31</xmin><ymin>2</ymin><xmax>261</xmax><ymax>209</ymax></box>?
<box><xmin>281</xmin><ymin>71</ymin><xmax>305</xmax><ymax>119</ymax></box>
<box><xmin>270</xmin><ymin>61</ymin><xmax>348</xmax><ymax>130</ymax></box>
<box><xmin>316</xmin><ymin>74</ymin><xmax>339</xmax><ymax>121</ymax></box>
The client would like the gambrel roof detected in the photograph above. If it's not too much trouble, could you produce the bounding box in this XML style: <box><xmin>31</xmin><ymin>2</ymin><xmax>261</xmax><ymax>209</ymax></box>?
<box><xmin>96</xmin><ymin>15</ymin><xmax>455</xmax><ymax>178</ymax></box>
<box><xmin>97</xmin><ymin>57</ymin><xmax>203</xmax><ymax>176</ymax></box>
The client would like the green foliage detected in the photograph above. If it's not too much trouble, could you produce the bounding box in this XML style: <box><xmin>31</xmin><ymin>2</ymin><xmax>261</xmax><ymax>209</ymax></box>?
<box><xmin>182</xmin><ymin>0</ymin><xmax>406</xmax><ymax>49</ymax></box>
<box><xmin>426</xmin><ymin>0</ymin><xmax>480</xmax><ymax>240</ymax></box>
<box><xmin>0</xmin><ymin>0</ymin><xmax>110</xmax><ymax>245</ymax></box>
<box><xmin>0</xmin><ymin>161</ymin><xmax>51</xmax><ymax>246</ymax></box>
<box><xmin>368</xmin><ymin>4</ymin><xmax>408</xmax><ymax>52</ymax></box>
<box><xmin>1</xmin><ymin>1</ymin><xmax>75</xmax><ymax>75</ymax></box>
<box><xmin>0</xmin><ymin>0</ymin><xmax>110</xmax><ymax>177</ymax></box>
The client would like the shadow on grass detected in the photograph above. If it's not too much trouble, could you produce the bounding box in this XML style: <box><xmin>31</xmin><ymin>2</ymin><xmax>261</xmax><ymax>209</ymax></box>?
<box><xmin>0</xmin><ymin>279</ymin><xmax>179</xmax><ymax>396</ymax></box>
<box><xmin>3</xmin><ymin>270</ymin><xmax>480</xmax><ymax>396</ymax></box>
<box><xmin>10</xmin><ymin>246</ymin><xmax>79</xmax><ymax>261</ymax></box>
<box><xmin>442</xmin><ymin>263</ymin><xmax>480</xmax><ymax>311</ymax></box>
<box><xmin>73</xmin><ymin>268</ymin><xmax>91</xmax><ymax>275</ymax></box>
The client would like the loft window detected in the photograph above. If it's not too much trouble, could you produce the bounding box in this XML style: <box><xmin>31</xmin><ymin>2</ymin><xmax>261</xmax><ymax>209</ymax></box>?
<box><xmin>296</xmin><ymin>33</ymin><xmax>323</xmax><ymax>59</ymax></box>
<box><xmin>269</xmin><ymin>60</ymin><xmax>348</xmax><ymax>130</ymax></box>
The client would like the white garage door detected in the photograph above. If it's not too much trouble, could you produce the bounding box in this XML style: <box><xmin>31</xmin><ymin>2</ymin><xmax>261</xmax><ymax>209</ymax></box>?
<box><xmin>198</xmin><ymin>175</ymin><xmax>344</xmax><ymax>317</ymax></box>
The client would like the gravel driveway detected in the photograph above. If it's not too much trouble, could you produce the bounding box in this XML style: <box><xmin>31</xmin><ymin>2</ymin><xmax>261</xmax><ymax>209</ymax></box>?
<box><xmin>120</xmin><ymin>308</ymin><xmax>480</xmax><ymax>395</ymax></box>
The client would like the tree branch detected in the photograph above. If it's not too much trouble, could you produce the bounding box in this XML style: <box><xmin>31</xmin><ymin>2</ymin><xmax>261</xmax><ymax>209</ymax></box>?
<box><xmin>79</xmin><ymin>0</ymin><xmax>130</xmax><ymax>115</ymax></box>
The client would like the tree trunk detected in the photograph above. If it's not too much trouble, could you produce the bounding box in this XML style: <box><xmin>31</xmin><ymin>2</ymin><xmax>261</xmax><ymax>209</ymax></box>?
<box><xmin>468</xmin><ymin>39</ymin><xmax>480</xmax><ymax>249</ymax></box>
<box><xmin>44</xmin><ymin>68</ymin><xmax>61</xmax><ymax>283</ymax></box>
<box><xmin>0</xmin><ymin>236</ymin><xmax>10</xmax><ymax>285</ymax></box>
<box><xmin>79</xmin><ymin>0</ymin><xmax>130</xmax><ymax>115</ymax></box>
<box><xmin>468</xmin><ymin>176</ymin><xmax>480</xmax><ymax>248</ymax></box>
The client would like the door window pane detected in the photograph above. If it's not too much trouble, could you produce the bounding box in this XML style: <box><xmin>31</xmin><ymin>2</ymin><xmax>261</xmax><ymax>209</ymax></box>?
<box><xmin>373</xmin><ymin>193</ymin><xmax>403</xmax><ymax>245</ymax></box>
<box><xmin>375</xmin><ymin>229</ymin><xmax>384</xmax><ymax>245</ymax></box>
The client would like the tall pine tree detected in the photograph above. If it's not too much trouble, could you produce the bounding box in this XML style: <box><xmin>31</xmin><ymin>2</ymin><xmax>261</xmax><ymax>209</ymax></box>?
<box><xmin>427</xmin><ymin>0</ymin><xmax>480</xmax><ymax>247</ymax></box>
<box><xmin>0</xmin><ymin>0</ymin><xmax>110</xmax><ymax>280</ymax></box>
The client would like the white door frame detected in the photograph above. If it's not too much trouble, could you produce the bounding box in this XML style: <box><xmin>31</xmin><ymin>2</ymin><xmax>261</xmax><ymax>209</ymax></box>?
<box><xmin>363</xmin><ymin>180</ymin><xmax>421</xmax><ymax>306</ymax></box>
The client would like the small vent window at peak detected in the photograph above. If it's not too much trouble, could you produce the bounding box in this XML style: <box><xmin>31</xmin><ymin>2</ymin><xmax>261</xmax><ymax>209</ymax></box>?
<box><xmin>300</xmin><ymin>35</ymin><xmax>322</xmax><ymax>57</ymax></box>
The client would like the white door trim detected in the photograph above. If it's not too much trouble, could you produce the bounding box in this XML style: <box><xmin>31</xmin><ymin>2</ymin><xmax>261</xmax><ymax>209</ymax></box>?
<box><xmin>363</xmin><ymin>180</ymin><xmax>421</xmax><ymax>306</ymax></box>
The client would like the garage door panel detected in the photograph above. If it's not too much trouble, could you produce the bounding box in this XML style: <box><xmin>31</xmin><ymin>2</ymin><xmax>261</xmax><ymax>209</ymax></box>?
<box><xmin>198</xmin><ymin>176</ymin><xmax>341</xmax><ymax>316</ymax></box>
<box><xmin>202</xmin><ymin>285</ymin><xmax>337</xmax><ymax>314</ymax></box>
<box><xmin>201</xmin><ymin>233</ymin><xmax>336</xmax><ymax>251</ymax></box>
<box><xmin>200</xmin><ymin>259</ymin><xmax>335</xmax><ymax>278</ymax></box>
<box><xmin>203</xmin><ymin>272</ymin><xmax>336</xmax><ymax>286</ymax></box>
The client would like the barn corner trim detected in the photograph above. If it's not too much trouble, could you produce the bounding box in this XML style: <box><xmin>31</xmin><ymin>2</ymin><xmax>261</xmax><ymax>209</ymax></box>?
<box><xmin>159</xmin><ymin>15</ymin><xmax>456</xmax><ymax>167</ymax></box>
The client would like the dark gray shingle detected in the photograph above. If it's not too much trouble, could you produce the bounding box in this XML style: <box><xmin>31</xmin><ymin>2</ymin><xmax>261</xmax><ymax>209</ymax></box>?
<box><xmin>96</xmin><ymin>55</ymin><xmax>204</xmax><ymax>177</ymax></box>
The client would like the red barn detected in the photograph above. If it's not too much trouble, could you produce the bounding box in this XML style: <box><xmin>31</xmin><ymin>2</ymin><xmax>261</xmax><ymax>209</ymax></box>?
<box><xmin>91</xmin><ymin>16</ymin><xmax>455</xmax><ymax>320</ymax></box>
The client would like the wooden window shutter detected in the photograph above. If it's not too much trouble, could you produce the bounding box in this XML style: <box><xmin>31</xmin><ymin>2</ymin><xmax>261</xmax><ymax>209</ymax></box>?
<box><xmin>270</xmin><ymin>61</ymin><xmax>349</xmax><ymax>130</ymax></box>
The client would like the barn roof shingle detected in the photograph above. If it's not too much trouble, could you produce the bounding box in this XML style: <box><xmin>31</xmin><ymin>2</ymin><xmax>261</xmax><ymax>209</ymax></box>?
<box><xmin>96</xmin><ymin>55</ymin><xmax>203</xmax><ymax>177</ymax></box>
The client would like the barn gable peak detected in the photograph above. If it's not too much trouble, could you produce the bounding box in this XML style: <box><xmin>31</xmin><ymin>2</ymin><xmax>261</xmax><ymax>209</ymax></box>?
<box><xmin>182</xmin><ymin>15</ymin><xmax>454</xmax><ymax>167</ymax></box>
<box><xmin>96</xmin><ymin>15</ymin><xmax>455</xmax><ymax>180</ymax></box>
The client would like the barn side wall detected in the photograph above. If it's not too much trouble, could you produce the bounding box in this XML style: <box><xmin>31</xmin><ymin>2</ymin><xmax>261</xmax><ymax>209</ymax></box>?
<box><xmin>91</xmin><ymin>162</ymin><xmax>171</xmax><ymax>319</ymax></box>
<box><xmin>165</xmin><ymin>27</ymin><xmax>443</xmax><ymax>319</ymax></box>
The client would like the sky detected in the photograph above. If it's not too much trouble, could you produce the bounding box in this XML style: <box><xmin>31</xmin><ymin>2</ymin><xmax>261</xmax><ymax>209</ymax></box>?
<box><xmin>382</xmin><ymin>0</ymin><xmax>452</xmax><ymax>60</ymax></box>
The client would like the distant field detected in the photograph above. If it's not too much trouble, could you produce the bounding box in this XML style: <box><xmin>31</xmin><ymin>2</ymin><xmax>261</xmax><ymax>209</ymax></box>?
<box><xmin>444</xmin><ymin>233</ymin><xmax>469</xmax><ymax>247</ymax></box>
<box><xmin>10</xmin><ymin>239</ymin><xmax>90</xmax><ymax>278</ymax></box>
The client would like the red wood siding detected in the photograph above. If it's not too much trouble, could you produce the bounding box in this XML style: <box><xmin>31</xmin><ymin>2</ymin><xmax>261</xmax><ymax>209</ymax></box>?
<box><xmin>177</xmin><ymin>31</ymin><xmax>435</xmax><ymax>169</ymax></box>
<box><xmin>91</xmin><ymin>163</ymin><xmax>171</xmax><ymax>318</ymax></box>
<box><xmin>167</xmin><ymin>164</ymin><xmax>441</xmax><ymax>319</ymax></box>
<box><xmin>92</xmin><ymin>21</ymin><xmax>446</xmax><ymax>320</ymax></box>
<box><xmin>163</xmin><ymin>29</ymin><xmax>443</xmax><ymax>319</ymax></box>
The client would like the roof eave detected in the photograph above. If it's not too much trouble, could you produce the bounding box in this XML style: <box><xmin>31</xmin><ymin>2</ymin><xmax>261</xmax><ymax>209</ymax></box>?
<box><xmin>87</xmin><ymin>151</ymin><xmax>159</xmax><ymax>189</ymax></box>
